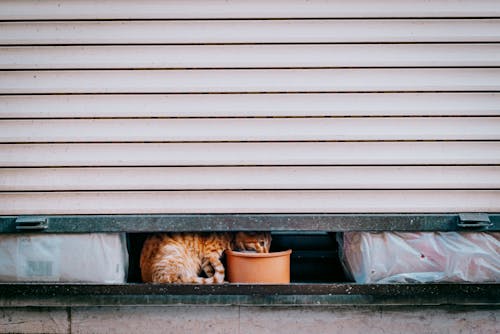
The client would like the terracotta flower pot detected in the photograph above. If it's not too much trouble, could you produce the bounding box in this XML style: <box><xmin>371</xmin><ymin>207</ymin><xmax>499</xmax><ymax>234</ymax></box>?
<box><xmin>226</xmin><ymin>249</ymin><xmax>292</xmax><ymax>283</ymax></box>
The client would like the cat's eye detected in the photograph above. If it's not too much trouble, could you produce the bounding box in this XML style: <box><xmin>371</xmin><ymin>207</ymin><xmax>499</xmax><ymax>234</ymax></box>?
<box><xmin>259</xmin><ymin>241</ymin><xmax>266</xmax><ymax>247</ymax></box>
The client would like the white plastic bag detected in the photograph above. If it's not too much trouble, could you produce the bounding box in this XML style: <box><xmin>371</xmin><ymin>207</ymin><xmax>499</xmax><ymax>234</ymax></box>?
<box><xmin>340</xmin><ymin>232</ymin><xmax>500</xmax><ymax>283</ymax></box>
<box><xmin>0</xmin><ymin>233</ymin><xmax>128</xmax><ymax>283</ymax></box>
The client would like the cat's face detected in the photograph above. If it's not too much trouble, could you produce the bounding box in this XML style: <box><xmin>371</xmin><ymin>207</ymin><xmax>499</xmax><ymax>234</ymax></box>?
<box><xmin>232</xmin><ymin>232</ymin><xmax>271</xmax><ymax>253</ymax></box>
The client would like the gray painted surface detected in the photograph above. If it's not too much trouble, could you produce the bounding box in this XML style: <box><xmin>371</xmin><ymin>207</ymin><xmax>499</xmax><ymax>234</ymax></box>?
<box><xmin>0</xmin><ymin>307</ymin><xmax>68</xmax><ymax>334</ymax></box>
<box><xmin>1</xmin><ymin>306</ymin><xmax>498</xmax><ymax>334</ymax></box>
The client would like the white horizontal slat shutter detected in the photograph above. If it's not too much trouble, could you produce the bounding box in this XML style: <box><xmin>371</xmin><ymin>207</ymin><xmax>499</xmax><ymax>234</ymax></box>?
<box><xmin>2</xmin><ymin>142</ymin><xmax>498</xmax><ymax>167</ymax></box>
<box><xmin>2</xmin><ymin>93</ymin><xmax>499</xmax><ymax>118</ymax></box>
<box><xmin>2</xmin><ymin>0</ymin><xmax>499</xmax><ymax>20</ymax></box>
<box><xmin>1</xmin><ymin>118</ymin><xmax>499</xmax><ymax>142</ymax></box>
<box><xmin>1</xmin><ymin>20</ymin><xmax>499</xmax><ymax>45</ymax></box>
<box><xmin>2</xmin><ymin>69</ymin><xmax>500</xmax><ymax>93</ymax></box>
<box><xmin>2</xmin><ymin>167</ymin><xmax>499</xmax><ymax>191</ymax></box>
<box><xmin>1</xmin><ymin>191</ymin><xmax>499</xmax><ymax>215</ymax></box>
<box><xmin>0</xmin><ymin>0</ymin><xmax>499</xmax><ymax>215</ymax></box>
<box><xmin>3</xmin><ymin>44</ymin><xmax>500</xmax><ymax>69</ymax></box>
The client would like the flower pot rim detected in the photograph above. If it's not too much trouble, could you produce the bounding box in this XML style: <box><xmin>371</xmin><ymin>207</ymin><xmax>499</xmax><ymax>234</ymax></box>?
<box><xmin>226</xmin><ymin>249</ymin><xmax>292</xmax><ymax>258</ymax></box>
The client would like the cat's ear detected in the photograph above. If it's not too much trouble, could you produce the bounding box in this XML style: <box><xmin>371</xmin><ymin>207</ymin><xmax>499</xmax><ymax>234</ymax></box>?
<box><xmin>258</xmin><ymin>233</ymin><xmax>272</xmax><ymax>253</ymax></box>
<box><xmin>231</xmin><ymin>232</ymin><xmax>247</xmax><ymax>251</ymax></box>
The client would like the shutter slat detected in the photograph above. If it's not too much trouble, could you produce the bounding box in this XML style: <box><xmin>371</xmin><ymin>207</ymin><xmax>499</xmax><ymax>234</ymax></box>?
<box><xmin>1</xmin><ymin>20</ymin><xmax>499</xmax><ymax>45</ymax></box>
<box><xmin>3</xmin><ymin>44</ymin><xmax>500</xmax><ymax>69</ymax></box>
<box><xmin>1</xmin><ymin>93</ymin><xmax>499</xmax><ymax>118</ymax></box>
<box><xmin>2</xmin><ymin>166</ymin><xmax>499</xmax><ymax>191</ymax></box>
<box><xmin>1</xmin><ymin>190</ymin><xmax>498</xmax><ymax>214</ymax></box>
<box><xmin>1</xmin><ymin>0</ymin><xmax>499</xmax><ymax>20</ymax></box>
<box><xmin>2</xmin><ymin>118</ymin><xmax>499</xmax><ymax>143</ymax></box>
<box><xmin>2</xmin><ymin>69</ymin><xmax>500</xmax><ymax>94</ymax></box>
<box><xmin>1</xmin><ymin>142</ymin><xmax>498</xmax><ymax>167</ymax></box>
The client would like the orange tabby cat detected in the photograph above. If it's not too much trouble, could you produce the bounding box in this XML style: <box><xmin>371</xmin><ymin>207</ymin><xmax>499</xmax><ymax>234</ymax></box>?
<box><xmin>140</xmin><ymin>232</ymin><xmax>271</xmax><ymax>283</ymax></box>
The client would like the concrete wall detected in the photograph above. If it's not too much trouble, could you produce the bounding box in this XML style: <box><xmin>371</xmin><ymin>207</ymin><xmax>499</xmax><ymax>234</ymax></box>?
<box><xmin>1</xmin><ymin>306</ymin><xmax>498</xmax><ymax>334</ymax></box>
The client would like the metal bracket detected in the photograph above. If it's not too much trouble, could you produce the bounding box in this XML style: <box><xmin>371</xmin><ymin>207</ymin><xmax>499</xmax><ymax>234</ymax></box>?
<box><xmin>457</xmin><ymin>213</ymin><xmax>492</xmax><ymax>229</ymax></box>
<box><xmin>15</xmin><ymin>216</ymin><xmax>48</xmax><ymax>231</ymax></box>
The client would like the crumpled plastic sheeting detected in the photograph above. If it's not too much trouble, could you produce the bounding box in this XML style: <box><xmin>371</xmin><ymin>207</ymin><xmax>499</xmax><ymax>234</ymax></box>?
<box><xmin>0</xmin><ymin>233</ymin><xmax>128</xmax><ymax>283</ymax></box>
<box><xmin>339</xmin><ymin>232</ymin><xmax>500</xmax><ymax>283</ymax></box>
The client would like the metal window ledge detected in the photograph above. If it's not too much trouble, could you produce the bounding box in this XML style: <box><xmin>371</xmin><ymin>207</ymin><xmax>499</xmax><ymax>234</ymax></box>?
<box><xmin>0</xmin><ymin>283</ymin><xmax>498</xmax><ymax>307</ymax></box>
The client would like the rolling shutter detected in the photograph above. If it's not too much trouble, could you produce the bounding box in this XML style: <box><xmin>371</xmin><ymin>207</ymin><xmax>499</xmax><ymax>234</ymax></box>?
<box><xmin>1</xmin><ymin>0</ymin><xmax>499</xmax><ymax>214</ymax></box>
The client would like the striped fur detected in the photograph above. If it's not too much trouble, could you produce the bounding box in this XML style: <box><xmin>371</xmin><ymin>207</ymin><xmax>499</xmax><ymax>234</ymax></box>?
<box><xmin>140</xmin><ymin>232</ymin><xmax>271</xmax><ymax>284</ymax></box>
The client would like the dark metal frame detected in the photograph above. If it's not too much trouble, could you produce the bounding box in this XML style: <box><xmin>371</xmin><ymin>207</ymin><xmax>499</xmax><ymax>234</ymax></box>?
<box><xmin>1</xmin><ymin>213</ymin><xmax>499</xmax><ymax>233</ymax></box>
<box><xmin>1</xmin><ymin>214</ymin><xmax>499</xmax><ymax>306</ymax></box>
<box><xmin>1</xmin><ymin>283</ymin><xmax>498</xmax><ymax>306</ymax></box>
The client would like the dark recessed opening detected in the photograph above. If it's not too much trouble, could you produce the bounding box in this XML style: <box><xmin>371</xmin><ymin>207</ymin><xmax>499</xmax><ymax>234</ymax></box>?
<box><xmin>127</xmin><ymin>232</ymin><xmax>349</xmax><ymax>283</ymax></box>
